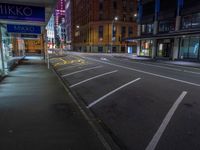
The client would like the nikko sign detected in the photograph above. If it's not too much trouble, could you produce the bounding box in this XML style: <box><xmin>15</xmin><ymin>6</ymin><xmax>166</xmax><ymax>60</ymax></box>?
<box><xmin>7</xmin><ymin>24</ymin><xmax>41</xmax><ymax>34</ymax></box>
<box><xmin>0</xmin><ymin>3</ymin><xmax>45</xmax><ymax>22</ymax></box>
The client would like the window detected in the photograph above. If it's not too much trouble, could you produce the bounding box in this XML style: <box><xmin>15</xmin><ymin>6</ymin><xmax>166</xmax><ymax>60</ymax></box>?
<box><xmin>98</xmin><ymin>26</ymin><xmax>104</xmax><ymax>39</ymax></box>
<box><xmin>113</xmin><ymin>0</ymin><xmax>117</xmax><ymax>9</ymax></box>
<box><xmin>130</xmin><ymin>1</ymin><xmax>134</xmax><ymax>12</ymax></box>
<box><xmin>121</xmin><ymin>26</ymin><xmax>126</xmax><ymax>38</ymax></box>
<box><xmin>99</xmin><ymin>0</ymin><xmax>103</xmax><ymax>11</ymax></box>
<box><xmin>159</xmin><ymin>20</ymin><xmax>175</xmax><ymax>33</ymax></box>
<box><xmin>179</xmin><ymin>37</ymin><xmax>200</xmax><ymax>59</ymax></box>
<box><xmin>128</xmin><ymin>26</ymin><xmax>133</xmax><ymax>37</ymax></box>
<box><xmin>182</xmin><ymin>13</ymin><xmax>200</xmax><ymax>29</ymax></box>
<box><xmin>142</xmin><ymin>24</ymin><xmax>154</xmax><ymax>34</ymax></box>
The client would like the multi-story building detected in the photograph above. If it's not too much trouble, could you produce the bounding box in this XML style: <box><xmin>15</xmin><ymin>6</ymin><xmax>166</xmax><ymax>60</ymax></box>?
<box><xmin>72</xmin><ymin>0</ymin><xmax>138</xmax><ymax>53</ymax></box>
<box><xmin>65</xmin><ymin>0</ymin><xmax>72</xmax><ymax>50</ymax></box>
<box><xmin>133</xmin><ymin>0</ymin><xmax>200</xmax><ymax>62</ymax></box>
<box><xmin>54</xmin><ymin>0</ymin><xmax>66</xmax><ymax>48</ymax></box>
<box><xmin>46</xmin><ymin>15</ymin><xmax>55</xmax><ymax>48</ymax></box>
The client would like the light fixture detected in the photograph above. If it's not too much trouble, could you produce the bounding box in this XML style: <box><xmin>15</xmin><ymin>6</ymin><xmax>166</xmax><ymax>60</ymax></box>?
<box><xmin>114</xmin><ymin>16</ymin><xmax>118</xmax><ymax>21</ymax></box>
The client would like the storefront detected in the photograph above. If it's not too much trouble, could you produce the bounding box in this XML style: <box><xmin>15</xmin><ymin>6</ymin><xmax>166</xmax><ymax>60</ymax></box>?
<box><xmin>0</xmin><ymin>24</ymin><xmax>12</xmax><ymax>75</ymax></box>
<box><xmin>157</xmin><ymin>39</ymin><xmax>174</xmax><ymax>58</ymax></box>
<box><xmin>139</xmin><ymin>40</ymin><xmax>153</xmax><ymax>57</ymax></box>
<box><xmin>179</xmin><ymin>36</ymin><xmax>200</xmax><ymax>61</ymax></box>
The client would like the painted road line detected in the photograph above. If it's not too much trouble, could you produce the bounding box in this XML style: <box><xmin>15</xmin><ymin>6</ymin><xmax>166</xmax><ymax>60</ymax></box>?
<box><xmin>145</xmin><ymin>91</ymin><xmax>188</xmax><ymax>150</ymax></box>
<box><xmin>85</xmin><ymin>57</ymin><xmax>200</xmax><ymax>87</ymax></box>
<box><xmin>57</xmin><ymin>64</ymin><xmax>80</xmax><ymax>71</ymax></box>
<box><xmin>184</xmin><ymin>70</ymin><xmax>200</xmax><ymax>75</ymax></box>
<box><xmin>87</xmin><ymin>78</ymin><xmax>141</xmax><ymax>108</ymax></box>
<box><xmin>62</xmin><ymin>66</ymin><xmax>103</xmax><ymax>77</ymax></box>
<box><xmin>126</xmin><ymin>60</ymin><xmax>182</xmax><ymax>72</ymax></box>
<box><xmin>70</xmin><ymin>70</ymin><xmax>118</xmax><ymax>88</ymax></box>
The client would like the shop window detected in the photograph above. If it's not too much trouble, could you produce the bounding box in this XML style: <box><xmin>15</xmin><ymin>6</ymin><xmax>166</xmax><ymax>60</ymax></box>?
<box><xmin>140</xmin><ymin>40</ymin><xmax>153</xmax><ymax>56</ymax></box>
<box><xmin>179</xmin><ymin>37</ymin><xmax>200</xmax><ymax>59</ymax></box>
<box><xmin>98</xmin><ymin>47</ymin><xmax>103</xmax><ymax>53</ymax></box>
<box><xmin>188</xmin><ymin>37</ymin><xmax>199</xmax><ymax>59</ymax></box>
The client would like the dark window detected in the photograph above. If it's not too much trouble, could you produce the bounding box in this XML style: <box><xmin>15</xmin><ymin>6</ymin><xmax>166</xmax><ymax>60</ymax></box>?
<box><xmin>99</xmin><ymin>1</ymin><xmax>103</xmax><ymax>11</ymax></box>
<box><xmin>130</xmin><ymin>1</ymin><xmax>134</xmax><ymax>12</ymax></box>
<box><xmin>121</xmin><ymin>26</ymin><xmax>126</xmax><ymax>38</ymax></box>
<box><xmin>113</xmin><ymin>0</ymin><xmax>117</xmax><ymax>9</ymax></box>
<box><xmin>98</xmin><ymin>26</ymin><xmax>104</xmax><ymax>39</ymax></box>
<box><xmin>98</xmin><ymin>46</ymin><xmax>103</xmax><ymax>53</ymax></box>
<box><xmin>128</xmin><ymin>26</ymin><xmax>133</xmax><ymax>37</ymax></box>
<box><xmin>159</xmin><ymin>20</ymin><xmax>175</xmax><ymax>33</ymax></box>
<box><xmin>182</xmin><ymin>13</ymin><xmax>200</xmax><ymax>29</ymax></box>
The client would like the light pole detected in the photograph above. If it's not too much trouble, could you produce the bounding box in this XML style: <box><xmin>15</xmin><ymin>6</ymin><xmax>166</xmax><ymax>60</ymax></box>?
<box><xmin>111</xmin><ymin>16</ymin><xmax>118</xmax><ymax>53</ymax></box>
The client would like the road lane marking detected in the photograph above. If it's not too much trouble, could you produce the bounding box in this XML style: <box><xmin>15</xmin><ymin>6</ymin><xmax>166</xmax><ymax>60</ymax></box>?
<box><xmin>87</xmin><ymin>78</ymin><xmax>141</xmax><ymax>108</ymax></box>
<box><xmin>62</xmin><ymin>66</ymin><xmax>103</xmax><ymax>77</ymax></box>
<box><xmin>85</xmin><ymin>57</ymin><xmax>200</xmax><ymax>87</ymax></box>
<box><xmin>57</xmin><ymin>65</ymin><xmax>80</xmax><ymax>71</ymax></box>
<box><xmin>122</xmin><ymin>59</ymin><xmax>200</xmax><ymax>75</ymax></box>
<box><xmin>145</xmin><ymin>91</ymin><xmax>188</xmax><ymax>150</ymax></box>
<box><xmin>70</xmin><ymin>70</ymin><xmax>118</xmax><ymax>88</ymax></box>
<box><xmin>184</xmin><ymin>70</ymin><xmax>200</xmax><ymax>75</ymax></box>
<box><xmin>119</xmin><ymin>59</ymin><xmax>182</xmax><ymax>72</ymax></box>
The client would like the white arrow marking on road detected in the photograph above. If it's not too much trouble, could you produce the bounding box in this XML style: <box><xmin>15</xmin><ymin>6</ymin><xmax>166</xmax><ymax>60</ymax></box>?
<box><xmin>146</xmin><ymin>91</ymin><xmax>188</xmax><ymax>150</ymax></box>
<box><xmin>87</xmin><ymin>78</ymin><xmax>141</xmax><ymax>108</ymax></box>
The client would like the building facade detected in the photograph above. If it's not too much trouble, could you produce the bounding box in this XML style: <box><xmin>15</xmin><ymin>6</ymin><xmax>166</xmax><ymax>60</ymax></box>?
<box><xmin>72</xmin><ymin>0</ymin><xmax>138</xmax><ymax>53</ymax></box>
<box><xmin>134</xmin><ymin>0</ymin><xmax>200</xmax><ymax>62</ymax></box>
<box><xmin>46</xmin><ymin>15</ymin><xmax>55</xmax><ymax>48</ymax></box>
<box><xmin>65</xmin><ymin>0</ymin><xmax>72</xmax><ymax>50</ymax></box>
<box><xmin>54</xmin><ymin>0</ymin><xmax>66</xmax><ymax>48</ymax></box>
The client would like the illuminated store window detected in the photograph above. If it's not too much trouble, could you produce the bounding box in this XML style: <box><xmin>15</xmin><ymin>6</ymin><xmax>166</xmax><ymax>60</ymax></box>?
<box><xmin>140</xmin><ymin>40</ymin><xmax>153</xmax><ymax>56</ymax></box>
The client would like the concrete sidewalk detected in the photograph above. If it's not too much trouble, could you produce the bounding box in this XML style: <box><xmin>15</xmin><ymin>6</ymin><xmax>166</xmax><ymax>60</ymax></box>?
<box><xmin>0</xmin><ymin>56</ymin><xmax>106</xmax><ymax>150</ymax></box>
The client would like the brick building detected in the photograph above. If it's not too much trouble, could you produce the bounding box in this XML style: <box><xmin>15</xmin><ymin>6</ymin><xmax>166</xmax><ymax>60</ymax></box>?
<box><xmin>71</xmin><ymin>0</ymin><xmax>138</xmax><ymax>53</ymax></box>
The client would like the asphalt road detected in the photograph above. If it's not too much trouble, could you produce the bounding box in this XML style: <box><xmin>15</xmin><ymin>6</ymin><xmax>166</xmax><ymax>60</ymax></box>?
<box><xmin>50</xmin><ymin>53</ymin><xmax>200</xmax><ymax>150</ymax></box>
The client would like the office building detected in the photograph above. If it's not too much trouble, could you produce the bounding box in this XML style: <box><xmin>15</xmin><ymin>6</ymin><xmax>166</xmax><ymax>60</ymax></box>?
<box><xmin>130</xmin><ymin>0</ymin><xmax>200</xmax><ymax>61</ymax></box>
<box><xmin>72</xmin><ymin>0</ymin><xmax>138</xmax><ymax>53</ymax></box>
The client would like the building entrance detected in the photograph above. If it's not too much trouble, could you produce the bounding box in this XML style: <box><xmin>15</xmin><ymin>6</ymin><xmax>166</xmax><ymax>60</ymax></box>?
<box><xmin>157</xmin><ymin>39</ymin><xmax>174</xmax><ymax>58</ymax></box>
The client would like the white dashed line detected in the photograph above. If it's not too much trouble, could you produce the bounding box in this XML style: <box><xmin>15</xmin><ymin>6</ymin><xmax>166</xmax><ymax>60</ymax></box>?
<box><xmin>87</xmin><ymin>78</ymin><xmax>141</xmax><ymax>108</ymax></box>
<box><xmin>70</xmin><ymin>70</ymin><xmax>118</xmax><ymax>88</ymax></box>
<box><xmin>62</xmin><ymin>66</ymin><xmax>103</xmax><ymax>77</ymax></box>
<box><xmin>145</xmin><ymin>91</ymin><xmax>188</xmax><ymax>150</ymax></box>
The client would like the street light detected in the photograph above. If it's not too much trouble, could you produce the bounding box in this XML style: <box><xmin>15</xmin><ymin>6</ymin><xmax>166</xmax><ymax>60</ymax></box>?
<box><xmin>111</xmin><ymin>16</ymin><xmax>118</xmax><ymax>53</ymax></box>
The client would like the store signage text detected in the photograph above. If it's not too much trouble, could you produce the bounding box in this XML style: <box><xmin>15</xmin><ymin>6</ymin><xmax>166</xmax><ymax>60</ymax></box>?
<box><xmin>0</xmin><ymin>3</ymin><xmax>45</xmax><ymax>22</ymax></box>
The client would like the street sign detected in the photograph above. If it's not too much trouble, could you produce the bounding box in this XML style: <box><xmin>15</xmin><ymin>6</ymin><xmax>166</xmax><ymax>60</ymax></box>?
<box><xmin>7</xmin><ymin>24</ymin><xmax>41</xmax><ymax>34</ymax></box>
<box><xmin>0</xmin><ymin>3</ymin><xmax>45</xmax><ymax>22</ymax></box>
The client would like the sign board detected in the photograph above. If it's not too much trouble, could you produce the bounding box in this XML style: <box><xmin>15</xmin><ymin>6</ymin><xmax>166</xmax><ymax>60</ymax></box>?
<box><xmin>0</xmin><ymin>3</ymin><xmax>45</xmax><ymax>22</ymax></box>
<box><xmin>7</xmin><ymin>24</ymin><xmax>41</xmax><ymax>34</ymax></box>
<box><xmin>21</xmin><ymin>34</ymin><xmax>38</xmax><ymax>39</ymax></box>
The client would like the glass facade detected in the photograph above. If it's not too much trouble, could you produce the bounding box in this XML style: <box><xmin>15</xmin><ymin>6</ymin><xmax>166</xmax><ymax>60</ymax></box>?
<box><xmin>140</xmin><ymin>40</ymin><xmax>153</xmax><ymax>56</ymax></box>
<box><xmin>179</xmin><ymin>37</ymin><xmax>200</xmax><ymax>60</ymax></box>
<box><xmin>182</xmin><ymin>13</ymin><xmax>200</xmax><ymax>29</ymax></box>
<box><xmin>141</xmin><ymin>24</ymin><xmax>154</xmax><ymax>34</ymax></box>
<box><xmin>0</xmin><ymin>25</ymin><xmax>12</xmax><ymax>75</ymax></box>
<box><xmin>159</xmin><ymin>20</ymin><xmax>175</xmax><ymax>33</ymax></box>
